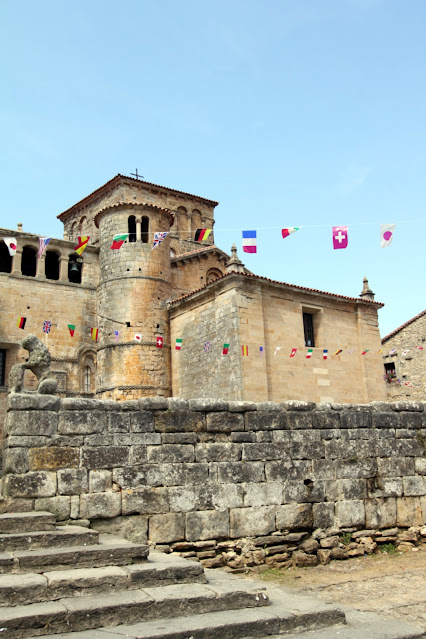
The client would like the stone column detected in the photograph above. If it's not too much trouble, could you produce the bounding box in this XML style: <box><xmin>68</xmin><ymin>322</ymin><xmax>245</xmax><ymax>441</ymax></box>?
<box><xmin>187</xmin><ymin>214</ymin><xmax>192</xmax><ymax>240</ymax></box>
<box><xmin>60</xmin><ymin>256</ymin><xmax>69</xmax><ymax>282</ymax></box>
<box><xmin>36</xmin><ymin>255</ymin><xmax>46</xmax><ymax>280</ymax></box>
<box><xmin>12</xmin><ymin>249</ymin><xmax>22</xmax><ymax>275</ymax></box>
<box><xmin>136</xmin><ymin>219</ymin><xmax>142</xmax><ymax>242</ymax></box>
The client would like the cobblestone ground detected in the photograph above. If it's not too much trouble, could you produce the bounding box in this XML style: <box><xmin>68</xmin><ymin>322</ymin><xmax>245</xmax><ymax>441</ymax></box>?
<box><xmin>257</xmin><ymin>545</ymin><xmax>426</xmax><ymax>630</ymax></box>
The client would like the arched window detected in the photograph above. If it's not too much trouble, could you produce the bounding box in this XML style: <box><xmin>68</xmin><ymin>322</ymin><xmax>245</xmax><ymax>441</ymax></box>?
<box><xmin>0</xmin><ymin>242</ymin><xmax>12</xmax><ymax>273</ymax></box>
<box><xmin>79</xmin><ymin>216</ymin><xmax>87</xmax><ymax>235</ymax></box>
<box><xmin>128</xmin><ymin>215</ymin><xmax>136</xmax><ymax>243</ymax></box>
<box><xmin>70</xmin><ymin>221</ymin><xmax>77</xmax><ymax>241</ymax></box>
<box><xmin>141</xmin><ymin>216</ymin><xmax>149</xmax><ymax>244</ymax></box>
<box><xmin>176</xmin><ymin>207</ymin><xmax>187</xmax><ymax>236</ymax></box>
<box><xmin>192</xmin><ymin>209</ymin><xmax>202</xmax><ymax>235</ymax></box>
<box><xmin>21</xmin><ymin>246</ymin><xmax>37</xmax><ymax>277</ymax></box>
<box><xmin>45</xmin><ymin>250</ymin><xmax>60</xmax><ymax>280</ymax></box>
<box><xmin>170</xmin><ymin>248</ymin><xmax>176</xmax><ymax>258</ymax></box>
<box><xmin>206</xmin><ymin>268</ymin><xmax>222</xmax><ymax>284</ymax></box>
<box><xmin>68</xmin><ymin>253</ymin><xmax>82</xmax><ymax>284</ymax></box>
<box><xmin>84</xmin><ymin>366</ymin><xmax>91</xmax><ymax>393</ymax></box>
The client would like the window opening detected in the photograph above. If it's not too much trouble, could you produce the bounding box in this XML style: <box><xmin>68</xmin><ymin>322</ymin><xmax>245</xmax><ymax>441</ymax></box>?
<box><xmin>384</xmin><ymin>362</ymin><xmax>396</xmax><ymax>382</ymax></box>
<box><xmin>68</xmin><ymin>254</ymin><xmax>82</xmax><ymax>284</ymax></box>
<box><xmin>0</xmin><ymin>242</ymin><xmax>12</xmax><ymax>273</ymax></box>
<box><xmin>84</xmin><ymin>366</ymin><xmax>91</xmax><ymax>393</ymax></box>
<box><xmin>0</xmin><ymin>349</ymin><xmax>6</xmax><ymax>386</ymax></box>
<box><xmin>303</xmin><ymin>312</ymin><xmax>315</xmax><ymax>347</ymax></box>
<box><xmin>21</xmin><ymin>246</ymin><xmax>37</xmax><ymax>277</ymax></box>
<box><xmin>141</xmin><ymin>216</ymin><xmax>149</xmax><ymax>244</ymax></box>
<box><xmin>128</xmin><ymin>216</ymin><xmax>136</xmax><ymax>243</ymax></box>
<box><xmin>45</xmin><ymin>251</ymin><xmax>60</xmax><ymax>280</ymax></box>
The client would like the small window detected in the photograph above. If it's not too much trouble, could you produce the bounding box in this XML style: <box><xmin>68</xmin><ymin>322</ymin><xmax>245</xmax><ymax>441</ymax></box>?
<box><xmin>84</xmin><ymin>366</ymin><xmax>91</xmax><ymax>393</ymax></box>
<box><xmin>45</xmin><ymin>251</ymin><xmax>60</xmax><ymax>280</ymax></box>
<box><xmin>128</xmin><ymin>216</ymin><xmax>136</xmax><ymax>243</ymax></box>
<box><xmin>206</xmin><ymin>268</ymin><xmax>222</xmax><ymax>284</ymax></box>
<box><xmin>21</xmin><ymin>246</ymin><xmax>37</xmax><ymax>277</ymax></box>
<box><xmin>384</xmin><ymin>362</ymin><xmax>396</xmax><ymax>381</ymax></box>
<box><xmin>170</xmin><ymin>248</ymin><xmax>176</xmax><ymax>258</ymax></box>
<box><xmin>141</xmin><ymin>216</ymin><xmax>149</xmax><ymax>244</ymax></box>
<box><xmin>68</xmin><ymin>254</ymin><xmax>82</xmax><ymax>284</ymax></box>
<box><xmin>0</xmin><ymin>242</ymin><xmax>12</xmax><ymax>273</ymax></box>
<box><xmin>0</xmin><ymin>349</ymin><xmax>6</xmax><ymax>386</ymax></box>
<box><xmin>303</xmin><ymin>312</ymin><xmax>315</xmax><ymax>347</ymax></box>
<box><xmin>79</xmin><ymin>216</ymin><xmax>87</xmax><ymax>235</ymax></box>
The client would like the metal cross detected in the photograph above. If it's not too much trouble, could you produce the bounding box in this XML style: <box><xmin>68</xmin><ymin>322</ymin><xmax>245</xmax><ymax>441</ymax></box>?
<box><xmin>130</xmin><ymin>169</ymin><xmax>144</xmax><ymax>180</ymax></box>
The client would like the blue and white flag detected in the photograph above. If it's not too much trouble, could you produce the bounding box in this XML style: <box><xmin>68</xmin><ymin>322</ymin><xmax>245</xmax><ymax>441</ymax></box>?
<box><xmin>242</xmin><ymin>230</ymin><xmax>257</xmax><ymax>253</ymax></box>
<box><xmin>38</xmin><ymin>237</ymin><xmax>51</xmax><ymax>259</ymax></box>
<box><xmin>152</xmin><ymin>232</ymin><xmax>169</xmax><ymax>249</ymax></box>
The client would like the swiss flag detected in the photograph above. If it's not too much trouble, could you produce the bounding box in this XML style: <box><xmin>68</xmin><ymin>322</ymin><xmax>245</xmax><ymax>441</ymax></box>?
<box><xmin>156</xmin><ymin>336</ymin><xmax>163</xmax><ymax>349</ymax></box>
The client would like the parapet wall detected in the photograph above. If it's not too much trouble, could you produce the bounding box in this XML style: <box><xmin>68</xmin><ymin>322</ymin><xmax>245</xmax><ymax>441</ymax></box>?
<box><xmin>1</xmin><ymin>396</ymin><xmax>425</xmax><ymax>551</ymax></box>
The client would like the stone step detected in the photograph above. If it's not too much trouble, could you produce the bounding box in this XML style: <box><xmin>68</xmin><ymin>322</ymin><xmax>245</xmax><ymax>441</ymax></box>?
<box><xmin>0</xmin><ymin>554</ymin><xmax>206</xmax><ymax>605</ymax></box>
<box><xmin>0</xmin><ymin>541</ymin><xmax>149</xmax><ymax>574</ymax></box>
<box><xmin>0</xmin><ymin>525</ymin><xmax>99</xmax><ymax>552</ymax></box>
<box><xmin>0</xmin><ymin>511</ymin><xmax>56</xmax><ymax>534</ymax></box>
<box><xmin>0</xmin><ymin>578</ymin><xmax>268</xmax><ymax>638</ymax></box>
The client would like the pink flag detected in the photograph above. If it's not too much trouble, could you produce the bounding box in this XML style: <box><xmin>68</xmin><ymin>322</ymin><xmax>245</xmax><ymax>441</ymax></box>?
<box><xmin>332</xmin><ymin>226</ymin><xmax>348</xmax><ymax>250</ymax></box>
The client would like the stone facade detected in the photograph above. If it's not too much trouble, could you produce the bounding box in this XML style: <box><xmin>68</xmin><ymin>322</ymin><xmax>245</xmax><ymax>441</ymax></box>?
<box><xmin>382</xmin><ymin>310</ymin><xmax>426</xmax><ymax>400</ymax></box>
<box><xmin>2</xmin><ymin>396</ymin><xmax>425</xmax><ymax>555</ymax></box>
<box><xmin>0</xmin><ymin>174</ymin><xmax>388</xmax><ymax>456</ymax></box>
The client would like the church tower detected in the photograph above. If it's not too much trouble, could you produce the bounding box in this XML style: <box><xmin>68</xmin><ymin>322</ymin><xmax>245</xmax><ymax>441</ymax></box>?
<box><xmin>95</xmin><ymin>202</ymin><xmax>174</xmax><ymax>399</ymax></box>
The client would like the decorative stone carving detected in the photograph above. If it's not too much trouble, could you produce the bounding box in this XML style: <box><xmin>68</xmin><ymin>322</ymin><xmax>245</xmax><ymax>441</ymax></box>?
<box><xmin>9</xmin><ymin>334</ymin><xmax>58</xmax><ymax>395</ymax></box>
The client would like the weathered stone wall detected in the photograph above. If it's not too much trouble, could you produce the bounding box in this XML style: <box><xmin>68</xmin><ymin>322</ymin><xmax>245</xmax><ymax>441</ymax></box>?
<box><xmin>382</xmin><ymin>311</ymin><xmax>426</xmax><ymax>400</ymax></box>
<box><xmin>2</xmin><ymin>396</ymin><xmax>425</xmax><ymax>556</ymax></box>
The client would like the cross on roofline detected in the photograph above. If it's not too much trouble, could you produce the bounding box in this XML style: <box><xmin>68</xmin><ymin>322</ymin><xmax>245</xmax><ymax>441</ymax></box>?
<box><xmin>130</xmin><ymin>169</ymin><xmax>144</xmax><ymax>180</ymax></box>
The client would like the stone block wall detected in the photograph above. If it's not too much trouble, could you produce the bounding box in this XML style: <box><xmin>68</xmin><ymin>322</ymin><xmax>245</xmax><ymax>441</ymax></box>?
<box><xmin>2</xmin><ymin>396</ymin><xmax>425</xmax><ymax>554</ymax></box>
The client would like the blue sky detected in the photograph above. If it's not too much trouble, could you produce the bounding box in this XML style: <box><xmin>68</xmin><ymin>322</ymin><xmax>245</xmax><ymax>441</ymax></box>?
<box><xmin>1</xmin><ymin>0</ymin><xmax>425</xmax><ymax>337</ymax></box>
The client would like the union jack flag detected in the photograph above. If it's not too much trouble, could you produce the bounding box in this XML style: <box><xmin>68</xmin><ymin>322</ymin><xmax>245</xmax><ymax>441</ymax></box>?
<box><xmin>43</xmin><ymin>321</ymin><xmax>51</xmax><ymax>334</ymax></box>
<box><xmin>204</xmin><ymin>341</ymin><xmax>211</xmax><ymax>352</ymax></box>
<box><xmin>152</xmin><ymin>232</ymin><xmax>169</xmax><ymax>249</ymax></box>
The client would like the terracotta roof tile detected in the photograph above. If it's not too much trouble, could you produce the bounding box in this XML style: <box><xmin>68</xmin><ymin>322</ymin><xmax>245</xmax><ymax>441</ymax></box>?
<box><xmin>169</xmin><ymin>271</ymin><xmax>385</xmax><ymax>307</ymax></box>
<box><xmin>172</xmin><ymin>245</ymin><xmax>229</xmax><ymax>261</ymax></box>
<box><xmin>93</xmin><ymin>201</ymin><xmax>174</xmax><ymax>228</ymax></box>
<box><xmin>381</xmin><ymin>309</ymin><xmax>426</xmax><ymax>342</ymax></box>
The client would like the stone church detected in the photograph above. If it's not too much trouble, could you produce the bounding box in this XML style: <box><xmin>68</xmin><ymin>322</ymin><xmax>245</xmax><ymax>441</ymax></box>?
<box><xmin>0</xmin><ymin>174</ymin><xmax>387</xmax><ymax>445</ymax></box>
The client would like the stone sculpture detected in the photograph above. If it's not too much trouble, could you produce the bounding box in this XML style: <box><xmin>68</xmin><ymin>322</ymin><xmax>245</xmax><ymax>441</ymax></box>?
<box><xmin>9</xmin><ymin>334</ymin><xmax>58</xmax><ymax>394</ymax></box>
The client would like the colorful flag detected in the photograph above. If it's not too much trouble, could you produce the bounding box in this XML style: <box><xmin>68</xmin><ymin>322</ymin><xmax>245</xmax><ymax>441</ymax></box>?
<box><xmin>3</xmin><ymin>237</ymin><xmax>17</xmax><ymax>256</ymax></box>
<box><xmin>242</xmin><ymin>345</ymin><xmax>248</xmax><ymax>356</ymax></box>
<box><xmin>114</xmin><ymin>330</ymin><xmax>120</xmax><ymax>342</ymax></box>
<box><xmin>194</xmin><ymin>229</ymin><xmax>212</xmax><ymax>242</ymax></box>
<box><xmin>204</xmin><ymin>341</ymin><xmax>211</xmax><ymax>352</ymax></box>
<box><xmin>43</xmin><ymin>321</ymin><xmax>51</xmax><ymax>334</ymax></box>
<box><xmin>134</xmin><ymin>334</ymin><xmax>142</xmax><ymax>343</ymax></box>
<box><xmin>348</xmin><ymin>349</ymin><xmax>356</xmax><ymax>354</ymax></box>
<box><xmin>361</xmin><ymin>349</ymin><xmax>369</xmax><ymax>355</ymax></box>
<box><xmin>68</xmin><ymin>324</ymin><xmax>75</xmax><ymax>337</ymax></box>
<box><xmin>282</xmin><ymin>227</ymin><xmax>300</xmax><ymax>239</ymax></box>
<box><xmin>306</xmin><ymin>348</ymin><xmax>313</xmax><ymax>358</ymax></box>
<box><xmin>259</xmin><ymin>346</ymin><xmax>264</xmax><ymax>356</ymax></box>
<box><xmin>91</xmin><ymin>328</ymin><xmax>98</xmax><ymax>341</ymax></box>
<box><xmin>242</xmin><ymin>230</ymin><xmax>257</xmax><ymax>253</ymax></box>
<box><xmin>323</xmin><ymin>349</ymin><xmax>328</xmax><ymax>360</ymax></box>
<box><xmin>110</xmin><ymin>234</ymin><xmax>129</xmax><ymax>249</ymax></box>
<box><xmin>17</xmin><ymin>316</ymin><xmax>26</xmax><ymax>329</ymax></box>
<box><xmin>388</xmin><ymin>348</ymin><xmax>396</xmax><ymax>355</ymax></box>
<box><xmin>332</xmin><ymin>226</ymin><xmax>348</xmax><ymax>250</ymax></box>
<box><xmin>274</xmin><ymin>347</ymin><xmax>281</xmax><ymax>356</ymax></box>
<box><xmin>176</xmin><ymin>338</ymin><xmax>183</xmax><ymax>351</ymax></box>
<box><xmin>376</xmin><ymin>349</ymin><xmax>383</xmax><ymax>355</ymax></box>
<box><xmin>74</xmin><ymin>236</ymin><xmax>90</xmax><ymax>255</ymax></box>
<box><xmin>152</xmin><ymin>232</ymin><xmax>169</xmax><ymax>249</ymax></box>
<box><xmin>38</xmin><ymin>237</ymin><xmax>51</xmax><ymax>259</ymax></box>
<box><xmin>416</xmin><ymin>346</ymin><xmax>424</xmax><ymax>350</ymax></box>
<box><xmin>334</xmin><ymin>349</ymin><xmax>342</xmax><ymax>356</ymax></box>
<box><xmin>402</xmin><ymin>349</ymin><xmax>410</xmax><ymax>356</ymax></box>
<box><xmin>380</xmin><ymin>224</ymin><xmax>396</xmax><ymax>248</ymax></box>
<box><xmin>290</xmin><ymin>348</ymin><xmax>297</xmax><ymax>357</ymax></box>
<box><xmin>156</xmin><ymin>336</ymin><xmax>164</xmax><ymax>348</ymax></box>
<box><xmin>223</xmin><ymin>343</ymin><xmax>230</xmax><ymax>355</ymax></box>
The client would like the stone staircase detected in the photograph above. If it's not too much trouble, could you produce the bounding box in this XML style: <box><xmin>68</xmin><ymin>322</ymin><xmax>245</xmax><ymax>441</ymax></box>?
<box><xmin>0</xmin><ymin>512</ymin><xmax>424</xmax><ymax>639</ymax></box>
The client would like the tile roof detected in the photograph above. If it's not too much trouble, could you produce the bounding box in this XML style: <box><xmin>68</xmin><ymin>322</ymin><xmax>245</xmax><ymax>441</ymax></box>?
<box><xmin>381</xmin><ymin>309</ymin><xmax>426</xmax><ymax>342</ymax></box>
<box><xmin>93</xmin><ymin>202</ymin><xmax>174</xmax><ymax>228</ymax></box>
<box><xmin>169</xmin><ymin>271</ymin><xmax>385</xmax><ymax>307</ymax></box>
<box><xmin>58</xmin><ymin>174</ymin><xmax>218</xmax><ymax>219</ymax></box>
<box><xmin>171</xmin><ymin>245</ymin><xmax>229</xmax><ymax>262</ymax></box>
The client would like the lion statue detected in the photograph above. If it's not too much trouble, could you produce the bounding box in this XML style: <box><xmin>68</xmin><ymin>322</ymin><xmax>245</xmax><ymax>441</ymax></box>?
<box><xmin>9</xmin><ymin>334</ymin><xmax>58</xmax><ymax>394</ymax></box>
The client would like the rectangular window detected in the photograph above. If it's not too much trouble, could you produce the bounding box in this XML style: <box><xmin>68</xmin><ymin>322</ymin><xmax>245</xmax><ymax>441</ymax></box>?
<box><xmin>0</xmin><ymin>349</ymin><xmax>6</xmax><ymax>386</ymax></box>
<box><xmin>303</xmin><ymin>313</ymin><xmax>315</xmax><ymax>347</ymax></box>
<box><xmin>384</xmin><ymin>362</ymin><xmax>396</xmax><ymax>379</ymax></box>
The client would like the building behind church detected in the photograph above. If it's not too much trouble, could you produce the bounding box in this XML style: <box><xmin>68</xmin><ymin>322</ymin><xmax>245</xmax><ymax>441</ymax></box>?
<box><xmin>0</xmin><ymin>174</ymin><xmax>387</xmax><ymax>452</ymax></box>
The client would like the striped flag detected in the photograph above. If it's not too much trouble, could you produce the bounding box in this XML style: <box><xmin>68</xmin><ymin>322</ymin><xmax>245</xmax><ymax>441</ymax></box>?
<box><xmin>323</xmin><ymin>349</ymin><xmax>328</xmax><ymax>360</ymax></box>
<box><xmin>242</xmin><ymin>230</ymin><xmax>257</xmax><ymax>253</ymax></box>
<box><xmin>290</xmin><ymin>348</ymin><xmax>297</xmax><ymax>357</ymax></box>
<box><xmin>38</xmin><ymin>237</ymin><xmax>51</xmax><ymax>259</ymax></box>
<box><xmin>223</xmin><ymin>343</ymin><xmax>230</xmax><ymax>355</ymax></box>
<box><xmin>74</xmin><ymin>236</ymin><xmax>90</xmax><ymax>255</ymax></box>
<box><xmin>91</xmin><ymin>328</ymin><xmax>99</xmax><ymax>341</ymax></box>
<box><xmin>361</xmin><ymin>349</ymin><xmax>369</xmax><ymax>355</ymax></box>
<box><xmin>114</xmin><ymin>330</ymin><xmax>120</xmax><ymax>342</ymax></box>
<box><xmin>306</xmin><ymin>349</ymin><xmax>313</xmax><ymax>359</ymax></box>
<box><xmin>334</xmin><ymin>349</ymin><xmax>342</xmax><ymax>356</ymax></box>
<box><xmin>242</xmin><ymin>345</ymin><xmax>248</xmax><ymax>356</ymax></box>
<box><xmin>259</xmin><ymin>346</ymin><xmax>264</xmax><ymax>356</ymax></box>
<box><xmin>110</xmin><ymin>234</ymin><xmax>129</xmax><ymax>249</ymax></box>
<box><xmin>175</xmin><ymin>338</ymin><xmax>183</xmax><ymax>351</ymax></box>
<box><xmin>68</xmin><ymin>324</ymin><xmax>75</xmax><ymax>337</ymax></box>
<box><xmin>194</xmin><ymin>229</ymin><xmax>212</xmax><ymax>242</ymax></box>
<box><xmin>17</xmin><ymin>317</ymin><xmax>26</xmax><ymax>330</ymax></box>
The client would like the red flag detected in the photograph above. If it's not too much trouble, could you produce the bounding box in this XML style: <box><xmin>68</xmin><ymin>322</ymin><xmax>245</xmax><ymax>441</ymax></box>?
<box><xmin>290</xmin><ymin>348</ymin><xmax>297</xmax><ymax>358</ymax></box>
<box><xmin>156</xmin><ymin>336</ymin><xmax>163</xmax><ymax>348</ymax></box>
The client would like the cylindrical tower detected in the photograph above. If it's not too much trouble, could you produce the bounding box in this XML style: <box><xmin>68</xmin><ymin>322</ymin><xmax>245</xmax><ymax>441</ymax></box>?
<box><xmin>95</xmin><ymin>202</ymin><xmax>174</xmax><ymax>399</ymax></box>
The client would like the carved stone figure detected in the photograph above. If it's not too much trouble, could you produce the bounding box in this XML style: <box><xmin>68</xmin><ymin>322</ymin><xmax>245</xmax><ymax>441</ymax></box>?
<box><xmin>9</xmin><ymin>334</ymin><xmax>58</xmax><ymax>394</ymax></box>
